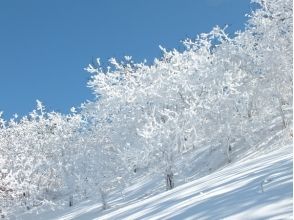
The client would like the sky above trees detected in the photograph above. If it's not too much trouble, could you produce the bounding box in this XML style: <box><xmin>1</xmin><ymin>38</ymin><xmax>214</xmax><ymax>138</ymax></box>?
<box><xmin>0</xmin><ymin>0</ymin><xmax>252</xmax><ymax>119</ymax></box>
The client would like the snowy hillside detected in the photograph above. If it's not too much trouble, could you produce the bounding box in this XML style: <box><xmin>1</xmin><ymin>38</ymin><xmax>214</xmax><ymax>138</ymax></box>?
<box><xmin>96</xmin><ymin>145</ymin><xmax>292</xmax><ymax>220</ymax></box>
<box><xmin>19</xmin><ymin>141</ymin><xmax>292</xmax><ymax>220</ymax></box>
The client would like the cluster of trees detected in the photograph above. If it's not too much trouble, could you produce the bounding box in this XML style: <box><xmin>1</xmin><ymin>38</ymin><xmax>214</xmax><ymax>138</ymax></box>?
<box><xmin>0</xmin><ymin>0</ymin><xmax>292</xmax><ymax>217</ymax></box>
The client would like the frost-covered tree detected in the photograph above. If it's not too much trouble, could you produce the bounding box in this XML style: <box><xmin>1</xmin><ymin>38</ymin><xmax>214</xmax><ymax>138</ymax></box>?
<box><xmin>0</xmin><ymin>101</ymin><xmax>83</xmax><ymax>217</ymax></box>
<box><xmin>85</xmin><ymin>0</ymin><xmax>292</xmax><ymax>191</ymax></box>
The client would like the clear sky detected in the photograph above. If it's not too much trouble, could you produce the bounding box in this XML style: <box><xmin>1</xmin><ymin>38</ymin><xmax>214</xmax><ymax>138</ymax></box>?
<box><xmin>0</xmin><ymin>0</ymin><xmax>253</xmax><ymax>119</ymax></box>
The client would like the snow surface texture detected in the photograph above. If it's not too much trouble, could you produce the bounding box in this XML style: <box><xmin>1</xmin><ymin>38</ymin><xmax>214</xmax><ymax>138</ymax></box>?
<box><xmin>19</xmin><ymin>143</ymin><xmax>292</xmax><ymax>220</ymax></box>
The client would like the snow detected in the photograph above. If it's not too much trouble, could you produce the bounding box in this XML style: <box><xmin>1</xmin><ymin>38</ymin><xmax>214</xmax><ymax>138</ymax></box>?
<box><xmin>19</xmin><ymin>143</ymin><xmax>292</xmax><ymax>220</ymax></box>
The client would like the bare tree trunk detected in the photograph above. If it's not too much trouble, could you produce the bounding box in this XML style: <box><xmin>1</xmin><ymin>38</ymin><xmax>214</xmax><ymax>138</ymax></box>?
<box><xmin>69</xmin><ymin>195</ymin><xmax>73</xmax><ymax>207</ymax></box>
<box><xmin>99</xmin><ymin>187</ymin><xmax>108</xmax><ymax>210</ymax></box>
<box><xmin>277</xmin><ymin>97</ymin><xmax>287</xmax><ymax>129</ymax></box>
<box><xmin>165</xmin><ymin>167</ymin><xmax>174</xmax><ymax>190</ymax></box>
<box><xmin>226</xmin><ymin>136</ymin><xmax>232</xmax><ymax>163</ymax></box>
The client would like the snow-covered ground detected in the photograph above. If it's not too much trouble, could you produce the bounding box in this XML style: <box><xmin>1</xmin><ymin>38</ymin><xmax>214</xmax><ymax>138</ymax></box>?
<box><xmin>19</xmin><ymin>141</ymin><xmax>292</xmax><ymax>220</ymax></box>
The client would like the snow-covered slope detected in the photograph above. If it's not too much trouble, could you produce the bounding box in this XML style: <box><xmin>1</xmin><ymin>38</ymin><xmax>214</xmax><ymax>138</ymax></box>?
<box><xmin>96</xmin><ymin>144</ymin><xmax>293</xmax><ymax>220</ymax></box>
<box><xmin>19</xmin><ymin>142</ymin><xmax>292</xmax><ymax>220</ymax></box>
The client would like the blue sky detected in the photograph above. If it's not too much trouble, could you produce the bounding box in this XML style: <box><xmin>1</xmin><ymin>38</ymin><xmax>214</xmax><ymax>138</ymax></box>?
<box><xmin>0</xmin><ymin>0</ymin><xmax>253</xmax><ymax>119</ymax></box>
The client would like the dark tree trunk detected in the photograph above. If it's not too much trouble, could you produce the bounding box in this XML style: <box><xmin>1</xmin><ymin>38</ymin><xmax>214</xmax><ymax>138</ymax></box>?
<box><xmin>100</xmin><ymin>188</ymin><xmax>109</xmax><ymax>210</ymax></box>
<box><xmin>166</xmin><ymin>171</ymin><xmax>174</xmax><ymax>190</ymax></box>
<box><xmin>69</xmin><ymin>195</ymin><xmax>73</xmax><ymax>207</ymax></box>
